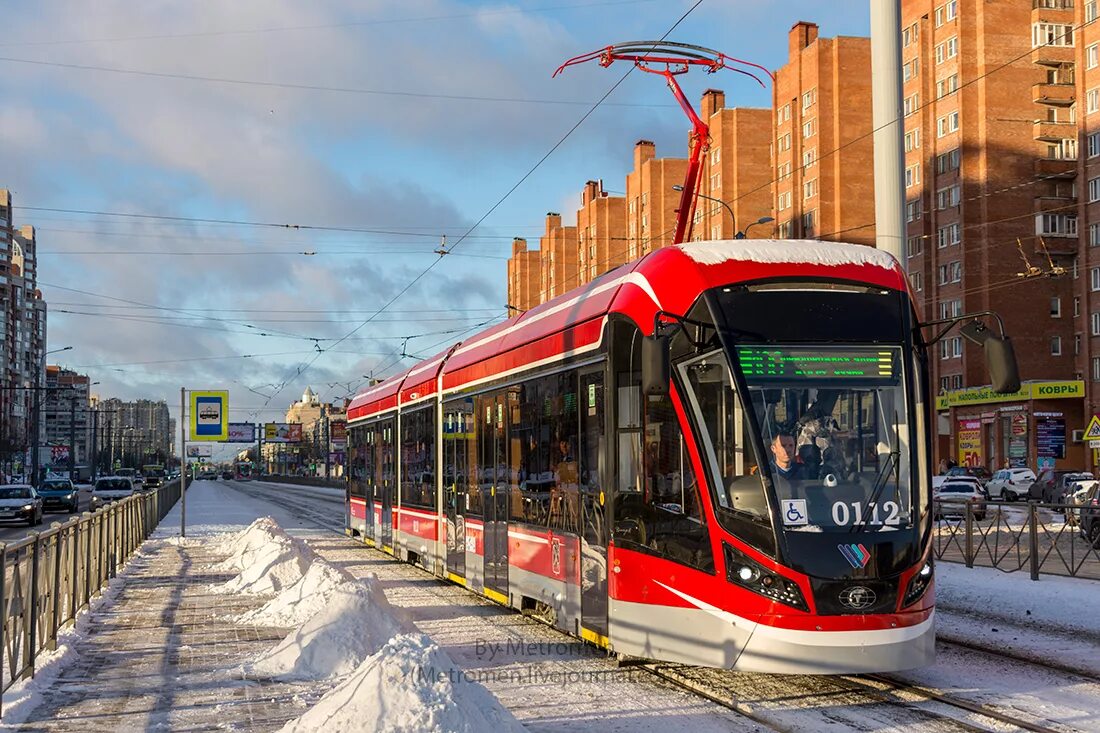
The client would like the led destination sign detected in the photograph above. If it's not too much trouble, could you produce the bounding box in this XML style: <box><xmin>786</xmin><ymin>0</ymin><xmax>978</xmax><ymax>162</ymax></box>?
<box><xmin>736</xmin><ymin>346</ymin><xmax>896</xmax><ymax>381</ymax></box>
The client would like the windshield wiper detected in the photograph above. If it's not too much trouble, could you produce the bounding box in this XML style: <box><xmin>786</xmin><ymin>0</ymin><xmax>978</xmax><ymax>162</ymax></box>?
<box><xmin>853</xmin><ymin>409</ymin><xmax>901</xmax><ymax>533</ymax></box>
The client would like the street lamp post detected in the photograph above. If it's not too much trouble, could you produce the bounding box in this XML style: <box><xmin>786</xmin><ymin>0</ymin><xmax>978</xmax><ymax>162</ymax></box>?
<box><xmin>672</xmin><ymin>185</ymin><xmax>775</xmax><ymax>240</ymax></box>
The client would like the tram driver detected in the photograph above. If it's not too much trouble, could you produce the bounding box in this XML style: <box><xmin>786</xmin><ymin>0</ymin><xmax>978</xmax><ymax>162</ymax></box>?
<box><xmin>768</xmin><ymin>425</ymin><xmax>804</xmax><ymax>492</ymax></box>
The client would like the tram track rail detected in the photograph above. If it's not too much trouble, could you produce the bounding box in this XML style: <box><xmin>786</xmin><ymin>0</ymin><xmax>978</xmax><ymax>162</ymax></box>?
<box><xmin>227</xmin><ymin>480</ymin><xmax>1084</xmax><ymax>733</ymax></box>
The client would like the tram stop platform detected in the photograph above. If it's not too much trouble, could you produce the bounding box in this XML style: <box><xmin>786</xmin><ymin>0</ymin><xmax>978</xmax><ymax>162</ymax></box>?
<box><xmin>0</xmin><ymin>480</ymin><xmax>756</xmax><ymax>732</ymax></box>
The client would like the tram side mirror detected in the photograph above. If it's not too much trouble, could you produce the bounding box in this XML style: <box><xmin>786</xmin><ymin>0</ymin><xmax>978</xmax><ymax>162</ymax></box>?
<box><xmin>960</xmin><ymin>320</ymin><xmax>1021</xmax><ymax>394</ymax></box>
<box><xmin>642</xmin><ymin>333</ymin><xmax>671</xmax><ymax>396</ymax></box>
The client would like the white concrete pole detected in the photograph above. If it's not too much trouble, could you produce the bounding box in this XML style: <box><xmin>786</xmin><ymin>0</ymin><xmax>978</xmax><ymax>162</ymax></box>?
<box><xmin>870</xmin><ymin>0</ymin><xmax>907</xmax><ymax>267</ymax></box>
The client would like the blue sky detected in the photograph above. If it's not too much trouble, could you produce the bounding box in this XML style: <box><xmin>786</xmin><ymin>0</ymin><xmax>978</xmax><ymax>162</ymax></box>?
<box><xmin>0</xmin><ymin>0</ymin><xmax>870</xmax><ymax>458</ymax></box>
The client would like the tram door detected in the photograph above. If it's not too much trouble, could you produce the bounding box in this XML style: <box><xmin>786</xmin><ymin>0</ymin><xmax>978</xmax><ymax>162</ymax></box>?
<box><xmin>363</xmin><ymin>424</ymin><xmax>376</xmax><ymax>543</ymax></box>
<box><xmin>443</xmin><ymin>402</ymin><xmax>469</xmax><ymax>580</ymax></box>
<box><xmin>579</xmin><ymin>370</ymin><xmax>608</xmax><ymax>642</ymax></box>
<box><xmin>380</xmin><ymin>419</ymin><xmax>395</xmax><ymax>551</ymax></box>
<box><xmin>482</xmin><ymin>393</ymin><xmax>510</xmax><ymax>600</ymax></box>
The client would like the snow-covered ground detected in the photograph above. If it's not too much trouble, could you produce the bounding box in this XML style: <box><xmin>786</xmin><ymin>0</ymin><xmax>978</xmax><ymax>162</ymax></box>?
<box><xmin>6</xmin><ymin>478</ymin><xmax>1100</xmax><ymax>732</ymax></box>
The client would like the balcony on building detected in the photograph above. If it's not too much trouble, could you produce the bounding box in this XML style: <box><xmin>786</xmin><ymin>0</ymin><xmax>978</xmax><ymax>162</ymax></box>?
<box><xmin>1032</xmin><ymin>82</ymin><xmax>1075</xmax><ymax>107</ymax></box>
<box><xmin>1034</xmin><ymin>156</ymin><xmax>1077</xmax><ymax>179</ymax></box>
<box><xmin>1033</xmin><ymin>119</ymin><xmax>1077</xmax><ymax>142</ymax></box>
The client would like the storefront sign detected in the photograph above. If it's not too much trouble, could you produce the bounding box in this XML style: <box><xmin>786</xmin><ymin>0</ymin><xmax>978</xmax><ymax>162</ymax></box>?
<box><xmin>936</xmin><ymin>380</ymin><xmax>1084</xmax><ymax>411</ymax></box>
<box><xmin>1009</xmin><ymin>414</ymin><xmax>1029</xmax><ymax>467</ymax></box>
<box><xmin>957</xmin><ymin>419</ymin><xmax>983</xmax><ymax>467</ymax></box>
<box><xmin>1036</xmin><ymin>417</ymin><xmax>1066</xmax><ymax>459</ymax></box>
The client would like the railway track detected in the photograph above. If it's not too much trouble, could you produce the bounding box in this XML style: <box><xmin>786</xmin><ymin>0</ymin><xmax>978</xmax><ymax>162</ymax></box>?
<box><xmin>226</xmin><ymin>480</ymin><xmax>1088</xmax><ymax>733</ymax></box>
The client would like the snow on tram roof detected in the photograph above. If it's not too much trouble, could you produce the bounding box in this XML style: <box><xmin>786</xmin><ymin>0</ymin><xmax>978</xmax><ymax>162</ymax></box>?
<box><xmin>678</xmin><ymin>239</ymin><xmax>900</xmax><ymax>271</ymax></box>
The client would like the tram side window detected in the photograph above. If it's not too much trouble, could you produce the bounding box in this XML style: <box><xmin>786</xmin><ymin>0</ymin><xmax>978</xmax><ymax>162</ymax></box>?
<box><xmin>348</xmin><ymin>425</ymin><xmax>367</xmax><ymax>498</ymax></box>
<box><xmin>615</xmin><ymin>390</ymin><xmax>713</xmax><ymax>573</ymax></box>
<box><xmin>513</xmin><ymin>372</ymin><xmax>580</xmax><ymax>534</ymax></box>
<box><xmin>401</xmin><ymin>407</ymin><xmax>435</xmax><ymax>508</ymax></box>
<box><xmin>462</xmin><ymin>401</ymin><xmax>482</xmax><ymax>517</ymax></box>
<box><xmin>476</xmin><ymin>394</ymin><xmax>497</xmax><ymax>513</ymax></box>
<box><xmin>443</xmin><ymin>399</ymin><xmax>474</xmax><ymax>513</ymax></box>
<box><xmin>379</xmin><ymin>421</ymin><xmax>394</xmax><ymax>496</ymax></box>
<box><xmin>363</xmin><ymin>425</ymin><xmax>376</xmax><ymax>503</ymax></box>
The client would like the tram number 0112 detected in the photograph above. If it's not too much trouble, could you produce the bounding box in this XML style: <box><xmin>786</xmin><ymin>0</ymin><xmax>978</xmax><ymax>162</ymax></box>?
<box><xmin>831</xmin><ymin>501</ymin><xmax>901</xmax><ymax>527</ymax></box>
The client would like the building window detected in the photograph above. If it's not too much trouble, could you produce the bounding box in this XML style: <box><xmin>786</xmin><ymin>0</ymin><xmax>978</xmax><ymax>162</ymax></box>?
<box><xmin>1093</xmin><ymin>356</ymin><xmax>1100</xmax><ymax>380</ymax></box>
<box><xmin>1091</xmin><ymin>177</ymin><xmax>1100</xmax><ymax>202</ymax></box>
<box><xmin>1051</xmin><ymin>336</ymin><xmax>1063</xmax><ymax>356</ymax></box>
<box><xmin>802</xmin><ymin>88</ymin><xmax>816</xmax><ymax>110</ymax></box>
<box><xmin>1038</xmin><ymin>213</ymin><xmax>1078</xmax><ymax>236</ymax></box>
<box><xmin>777</xmin><ymin>191</ymin><xmax>792</xmax><ymax>211</ymax></box>
<box><xmin>939</xmin><ymin>262</ymin><xmax>962</xmax><ymax>284</ymax></box>
<box><xmin>1089</xmin><ymin>0</ymin><xmax>1099</xmax><ymax>23</ymax></box>
<box><xmin>778</xmin><ymin>103</ymin><xmax>790</xmax><ymax>123</ymax></box>
<box><xmin>802</xmin><ymin>118</ymin><xmax>817</xmax><ymax>138</ymax></box>
<box><xmin>905</xmin><ymin>164</ymin><xmax>921</xmax><ymax>187</ymax></box>
<box><xmin>1089</xmin><ymin>44</ymin><xmax>1100</xmax><ymax>70</ymax></box>
<box><xmin>1092</xmin><ymin>267</ymin><xmax>1100</xmax><ymax>291</ymax></box>
<box><xmin>777</xmin><ymin>161</ymin><xmax>792</xmax><ymax>179</ymax></box>
<box><xmin>939</xmin><ymin>299</ymin><xmax>962</xmax><ymax>319</ymax></box>
<box><xmin>937</xmin><ymin>111</ymin><xmax>960</xmax><ymax>137</ymax></box>
<box><xmin>906</xmin><ymin>198</ymin><xmax>923</xmax><ymax>221</ymax></box>
<box><xmin>936</xmin><ymin>185</ymin><xmax>961</xmax><ymax>209</ymax></box>
<box><xmin>903</xmin><ymin>58</ymin><xmax>920</xmax><ymax>82</ymax></box>
<box><xmin>910</xmin><ymin>271</ymin><xmax>923</xmax><ymax>291</ymax></box>
<box><xmin>1076</xmin><ymin>334</ymin><xmax>1082</xmax><ymax>355</ymax></box>
<box><xmin>777</xmin><ymin>220</ymin><xmax>792</xmax><ymax>238</ymax></box>
<box><xmin>803</xmin><ymin>179</ymin><xmax>818</xmax><ymax>199</ymax></box>
<box><xmin>1089</xmin><ymin>89</ymin><xmax>1100</xmax><ymax>114</ymax></box>
<box><xmin>710</xmin><ymin>172</ymin><xmax>720</xmax><ymax>190</ymax></box>
<box><xmin>1091</xmin><ymin>224</ymin><xmax>1100</xmax><ymax>246</ymax></box>
<box><xmin>1076</xmin><ymin>296</ymin><xmax>1082</xmax><ymax>317</ymax></box>
<box><xmin>777</xmin><ymin>133</ymin><xmax>791</xmax><ymax>152</ymax></box>
<box><xmin>801</xmin><ymin>210</ymin><xmax>816</xmax><ymax>237</ymax></box>
<box><xmin>1051</xmin><ymin>296</ymin><xmax>1062</xmax><ymax>318</ymax></box>
<box><xmin>903</xmin><ymin>94</ymin><xmax>919</xmax><ymax>117</ymax></box>
<box><xmin>935</xmin><ymin>0</ymin><xmax>957</xmax><ymax>26</ymax></box>
<box><xmin>907</xmin><ymin>236</ymin><xmax>923</xmax><ymax>257</ymax></box>
<box><xmin>1048</xmin><ymin>138</ymin><xmax>1078</xmax><ymax>159</ymax></box>
<box><xmin>935</xmin><ymin>36</ymin><xmax>958</xmax><ymax>63</ymax></box>
<box><xmin>952</xmin><ymin>374</ymin><xmax>963</xmax><ymax>389</ymax></box>
<box><xmin>937</xmin><ymin>222</ymin><xmax>961</xmax><ymax>248</ymax></box>
<box><xmin>936</xmin><ymin>74</ymin><xmax>959</xmax><ymax>99</ymax></box>
<box><xmin>710</xmin><ymin>147</ymin><xmax>721</xmax><ymax>164</ymax></box>
<box><xmin>903</xmin><ymin>23</ymin><xmax>918</xmax><ymax>47</ymax></box>
<box><xmin>1089</xmin><ymin>133</ymin><xmax>1100</xmax><ymax>158</ymax></box>
<box><xmin>904</xmin><ymin>129</ymin><xmax>920</xmax><ymax>152</ymax></box>
<box><xmin>802</xmin><ymin>148</ymin><xmax>816</xmax><ymax>168</ymax></box>
<box><xmin>1032</xmin><ymin>23</ymin><xmax>1074</xmax><ymax>48</ymax></box>
<box><xmin>936</xmin><ymin>148</ymin><xmax>961</xmax><ymax>173</ymax></box>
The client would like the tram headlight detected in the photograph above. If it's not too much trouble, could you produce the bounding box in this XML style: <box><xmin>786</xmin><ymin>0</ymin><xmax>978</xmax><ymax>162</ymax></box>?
<box><xmin>902</xmin><ymin>560</ymin><xmax>934</xmax><ymax>608</ymax></box>
<box><xmin>723</xmin><ymin>542</ymin><xmax>809</xmax><ymax>612</ymax></box>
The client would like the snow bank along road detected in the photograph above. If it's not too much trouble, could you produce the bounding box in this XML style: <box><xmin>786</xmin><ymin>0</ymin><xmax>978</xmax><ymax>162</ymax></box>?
<box><xmin>229</xmin><ymin>479</ymin><xmax>1100</xmax><ymax>733</ymax></box>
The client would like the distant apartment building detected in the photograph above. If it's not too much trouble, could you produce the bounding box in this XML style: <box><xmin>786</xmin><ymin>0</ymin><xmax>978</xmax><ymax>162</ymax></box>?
<box><xmin>624</xmin><ymin>139</ymin><xmax>687</xmax><ymax>259</ymax></box>
<box><xmin>97</xmin><ymin>397</ymin><xmax>174</xmax><ymax>469</ymax></box>
<box><xmin>537</xmin><ymin>213</ymin><xmax>579</xmax><ymax>302</ymax></box>
<box><xmin>0</xmin><ymin>189</ymin><xmax>47</xmax><ymax>478</ymax></box>
<box><xmin>693</xmin><ymin>91</ymin><xmax>773</xmax><ymax>242</ymax></box>
<box><xmin>772</xmin><ymin>22</ymin><xmax>876</xmax><ymax>245</ymax></box>
<box><xmin>577</xmin><ymin>180</ymin><xmax>627</xmax><ymax>284</ymax></box>
<box><xmin>506</xmin><ymin>238</ymin><xmax>541</xmax><ymax>313</ymax></box>
<box><xmin>43</xmin><ymin>365</ymin><xmax>92</xmax><ymax>467</ymax></box>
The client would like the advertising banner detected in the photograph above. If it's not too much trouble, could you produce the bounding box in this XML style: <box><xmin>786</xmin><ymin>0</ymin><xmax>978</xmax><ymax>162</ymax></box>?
<box><xmin>330</xmin><ymin>421</ymin><xmax>347</xmax><ymax>448</ymax></box>
<box><xmin>186</xmin><ymin>444</ymin><xmax>213</xmax><ymax>458</ymax></box>
<box><xmin>1036</xmin><ymin>417</ymin><xmax>1066</xmax><ymax>459</ymax></box>
<box><xmin>956</xmin><ymin>419</ymin><xmax>983</xmax><ymax>467</ymax></box>
<box><xmin>264</xmin><ymin>423</ymin><xmax>302</xmax><ymax>443</ymax></box>
<box><xmin>226</xmin><ymin>422</ymin><xmax>256</xmax><ymax>443</ymax></box>
<box><xmin>189</xmin><ymin>390</ymin><xmax>229</xmax><ymax>441</ymax></box>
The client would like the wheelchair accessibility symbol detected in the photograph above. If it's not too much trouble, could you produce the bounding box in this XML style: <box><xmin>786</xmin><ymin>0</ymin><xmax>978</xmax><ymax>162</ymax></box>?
<box><xmin>782</xmin><ymin>499</ymin><xmax>808</xmax><ymax>526</ymax></box>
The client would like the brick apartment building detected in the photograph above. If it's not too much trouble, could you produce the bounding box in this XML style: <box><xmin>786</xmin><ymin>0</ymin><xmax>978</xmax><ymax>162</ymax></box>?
<box><xmin>1077</xmin><ymin>0</ymin><xmax>1100</xmax><ymax>452</ymax></box>
<box><xmin>899</xmin><ymin>0</ymin><xmax>1084</xmax><ymax>470</ymax></box>
<box><xmin>772</xmin><ymin>23</ymin><xmax>877</xmax><ymax>246</ymax></box>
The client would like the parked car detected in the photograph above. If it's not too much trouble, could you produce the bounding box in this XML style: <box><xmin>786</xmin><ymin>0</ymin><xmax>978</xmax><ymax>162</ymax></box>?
<box><xmin>986</xmin><ymin>468</ymin><xmax>1037</xmax><ymax>501</ymax></box>
<box><xmin>90</xmin><ymin>477</ymin><xmax>135</xmax><ymax>511</ymax></box>
<box><xmin>945</xmin><ymin>465</ymin><xmax>992</xmax><ymax>485</ymax></box>
<box><xmin>1079</xmin><ymin>483</ymin><xmax>1100</xmax><ymax>547</ymax></box>
<box><xmin>38</xmin><ymin>477</ymin><xmax>79</xmax><ymax>514</ymax></box>
<box><xmin>0</xmin><ymin>484</ymin><xmax>43</xmax><ymax>526</ymax></box>
<box><xmin>934</xmin><ymin>480</ymin><xmax>988</xmax><ymax>521</ymax></box>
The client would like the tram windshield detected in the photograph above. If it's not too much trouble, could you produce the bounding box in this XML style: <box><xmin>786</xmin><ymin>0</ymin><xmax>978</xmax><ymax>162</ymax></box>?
<box><xmin>681</xmin><ymin>345</ymin><xmax>913</xmax><ymax>534</ymax></box>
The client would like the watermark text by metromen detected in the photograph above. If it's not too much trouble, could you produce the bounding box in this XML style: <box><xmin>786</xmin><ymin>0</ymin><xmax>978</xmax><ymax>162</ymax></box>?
<box><xmin>415</xmin><ymin>666</ymin><xmax>642</xmax><ymax>686</ymax></box>
<box><xmin>473</xmin><ymin>638</ymin><xmax>604</xmax><ymax>662</ymax></box>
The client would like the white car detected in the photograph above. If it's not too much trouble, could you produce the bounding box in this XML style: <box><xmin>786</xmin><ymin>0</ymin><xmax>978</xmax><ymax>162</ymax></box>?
<box><xmin>985</xmin><ymin>468</ymin><xmax>1036</xmax><ymax>501</ymax></box>
<box><xmin>934</xmin><ymin>480</ymin><xmax>988</xmax><ymax>521</ymax></box>
<box><xmin>0</xmin><ymin>484</ymin><xmax>43</xmax><ymax>526</ymax></box>
<box><xmin>90</xmin><ymin>477</ymin><xmax>135</xmax><ymax>510</ymax></box>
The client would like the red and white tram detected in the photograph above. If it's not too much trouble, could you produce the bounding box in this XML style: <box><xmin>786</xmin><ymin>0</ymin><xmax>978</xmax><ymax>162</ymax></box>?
<box><xmin>344</xmin><ymin>238</ymin><xmax>1017</xmax><ymax>674</ymax></box>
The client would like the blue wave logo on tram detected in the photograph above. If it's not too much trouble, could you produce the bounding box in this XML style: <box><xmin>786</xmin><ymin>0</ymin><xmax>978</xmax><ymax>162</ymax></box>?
<box><xmin>838</xmin><ymin>543</ymin><xmax>871</xmax><ymax>569</ymax></box>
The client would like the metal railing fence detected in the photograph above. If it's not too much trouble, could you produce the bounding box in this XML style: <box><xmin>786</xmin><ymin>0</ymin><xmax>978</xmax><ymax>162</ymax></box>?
<box><xmin>932</xmin><ymin>498</ymin><xmax>1100</xmax><ymax>580</ymax></box>
<box><xmin>0</xmin><ymin>479</ymin><xmax>182</xmax><ymax>704</ymax></box>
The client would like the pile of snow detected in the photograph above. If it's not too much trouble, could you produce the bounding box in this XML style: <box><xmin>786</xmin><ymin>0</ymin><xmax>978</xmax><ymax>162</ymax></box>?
<box><xmin>236</xmin><ymin>559</ymin><xmax>353</xmax><ymax>627</ymax></box>
<box><xmin>214</xmin><ymin>518</ymin><xmax>313</xmax><ymax>595</ymax></box>
<box><xmin>679</xmin><ymin>239</ymin><xmax>899</xmax><ymax>270</ymax></box>
<box><xmin>278</xmin><ymin>633</ymin><xmax>526</xmax><ymax>733</ymax></box>
<box><xmin>248</xmin><ymin>575</ymin><xmax>408</xmax><ymax>680</ymax></box>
